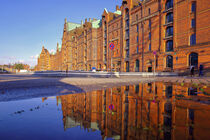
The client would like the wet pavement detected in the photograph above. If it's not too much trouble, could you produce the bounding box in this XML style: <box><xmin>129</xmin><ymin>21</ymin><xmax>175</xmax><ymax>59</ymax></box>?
<box><xmin>0</xmin><ymin>80</ymin><xmax>210</xmax><ymax>140</ymax></box>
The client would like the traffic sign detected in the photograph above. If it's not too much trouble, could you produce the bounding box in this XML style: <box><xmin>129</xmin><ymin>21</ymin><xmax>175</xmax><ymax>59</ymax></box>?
<box><xmin>153</xmin><ymin>51</ymin><xmax>157</xmax><ymax>55</ymax></box>
<box><xmin>109</xmin><ymin>43</ymin><xmax>115</xmax><ymax>50</ymax></box>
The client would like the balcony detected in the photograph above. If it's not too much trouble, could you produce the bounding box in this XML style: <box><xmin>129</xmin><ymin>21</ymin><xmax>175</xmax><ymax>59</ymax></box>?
<box><xmin>190</xmin><ymin>27</ymin><xmax>196</xmax><ymax>34</ymax></box>
<box><xmin>190</xmin><ymin>11</ymin><xmax>195</xmax><ymax>18</ymax></box>
<box><xmin>125</xmin><ymin>14</ymin><xmax>129</xmax><ymax>20</ymax></box>
<box><xmin>164</xmin><ymin>34</ymin><xmax>173</xmax><ymax>40</ymax></box>
<box><xmin>124</xmin><ymin>56</ymin><xmax>129</xmax><ymax>61</ymax></box>
<box><xmin>125</xmin><ymin>46</ymin><xmax>129</xmax><ymax>50</ymax></box>
<box><xmin>125</xmin><ymin>24</ymin><xmax>129</xmax><ymax>30</ymax></box>
<box><xmin>164</xmin><ymin>21</ymin><xmax>173</xmax><ymax>27</ymax></box>
<box><xmin>165</xmin><ymin>14</ymin><xmax>173</xmax><ymax>26</ymax></box>
<box><xmin>104</xmin><ymin>59</ymin><xmax>107</xmax><ymax>64</ymax></box>
<box><xmin>125</xmin><ymin>34</ymin><xmax>129</xmax><ymax>40</ymax></box>
<box><xmin>104</xmin><ymin>41</ymin><xmax>107</xmax><ymax>46</ymax></box>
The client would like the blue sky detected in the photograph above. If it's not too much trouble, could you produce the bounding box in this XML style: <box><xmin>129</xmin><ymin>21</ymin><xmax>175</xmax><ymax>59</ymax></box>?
<box><xmin>0</xmin><ymin>0</ymin><xmax>122</xmax><ymax>67</ymax></box>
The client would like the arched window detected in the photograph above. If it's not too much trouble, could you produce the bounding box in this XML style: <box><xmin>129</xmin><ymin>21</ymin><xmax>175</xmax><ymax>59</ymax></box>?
<box><xmin>190</xmin><ymin>34</ymin><xmax>196</xmax><ymax>45</ymax></box>
<box><xmin>166</xmin><ymin>13</ymin><xmax>173</xmax><ymax>24</ymax></box>
<box><xmin>166</xmin><ymin>55</ymin><xmax>173</xmax><ymax>68</ymax></box>
<box><xmin>166</xmin><ymin>40</ymin><xmax>173</xmax><ymax>52</ymax></box>
<box><xmin>166</xmin><ymin>0</ymin><xmax>173</xmax><ymax>10</ymax></box>
<box><xmin>135</xmin><ymin>59</ymin><xmax>140</xmax><ymax>72</ymax></box>
<box><xmin>189</xmin><ymin>52</ymin><xmax>198</xmax><ymax>67</ymax></box>
<box><xmin>166</xmin><ymin>26</ymin><xmax>173</xmax><ymax>37</ymax></box>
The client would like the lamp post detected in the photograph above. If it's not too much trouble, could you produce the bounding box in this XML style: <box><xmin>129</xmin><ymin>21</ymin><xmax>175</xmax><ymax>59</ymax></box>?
<box><xmin>109</xmin><ymin>42</ymin><xmax>115</xmax><ymax>77</ymax></box>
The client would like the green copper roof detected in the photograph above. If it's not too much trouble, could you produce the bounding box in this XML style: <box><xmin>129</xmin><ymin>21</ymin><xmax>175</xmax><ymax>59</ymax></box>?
<box><xmin>66</xmin><ymin>22</ymin><xmax>81</xmax><ymax>32</ymax></box>
<box><xmin>92</xmin><ymin>19</ymin><xmax>102</xmax><ymax>28</ymax></box>
<box><xmin>114</xmin><ymin>10</ymin><xmax>121</xmax><ymax>15</ymax></box>
<box><xmin>58</xmin><ymin>44</ymin><xmax>62</xmax><ymax>51</ymax></box>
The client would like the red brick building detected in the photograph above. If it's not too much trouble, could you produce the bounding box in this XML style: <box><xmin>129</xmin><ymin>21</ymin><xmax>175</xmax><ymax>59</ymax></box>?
<box><xmin>59</xmin><ymin>82</ymin><xmax>210</xmax><ymax>140</ymax></box>
<box><xmin>36</xmin><ymin>0</ymin><xmax>210</xmax><ymax>73</ymax></box>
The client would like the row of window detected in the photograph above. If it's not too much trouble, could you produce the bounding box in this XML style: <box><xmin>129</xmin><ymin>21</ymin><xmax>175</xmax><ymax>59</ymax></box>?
<box><xmin>132</xmin><ymin>52</ymin><xmax>198</xmax><ymax>71</ymax></box>
<box><xmin>126</xmin><ymin>1</ymin><xmax>196</xmax><ymax>56</ymax></box>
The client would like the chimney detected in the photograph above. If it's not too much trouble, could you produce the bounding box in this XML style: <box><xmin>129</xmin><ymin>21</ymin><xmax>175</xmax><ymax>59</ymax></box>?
<box><xmin>116</xmin><ymin>5</ymin><xmax>120</xmax><ymax>11</ymax></box>
<box><xmin>81</xmin><ymin>20</ymin><xmax>83</xmax><ymax>25</ymax></box>
<box><xmin>65</xmin><ymin>18</ymin><xmax>67</xmax><ymax>24</ymax></box>
<box><xmin>85</xmin><ymin>18</ymin><xmax>87</xmax><ymax>23</ymax></box>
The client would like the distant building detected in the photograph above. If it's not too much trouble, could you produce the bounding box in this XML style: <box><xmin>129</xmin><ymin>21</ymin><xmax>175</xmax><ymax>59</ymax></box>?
<box><xmin>36</xmin><ymin>0</ymin><xmax>210</xmax><ymax>72</ymax></box>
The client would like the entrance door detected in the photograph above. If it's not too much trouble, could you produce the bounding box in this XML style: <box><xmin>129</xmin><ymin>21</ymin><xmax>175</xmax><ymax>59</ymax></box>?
<box><xmin>126</xmin><ymin>61</ymin><xmax>129</xmax><ymax>72</ymax></box>
<box><xmin>189</xmin><ymin>53</ymin><xmax>198</xmax><ymax>67</ymax></box>
<box><xmin>166</xmin><ymin>55</ymin><xmax>173</xmax><ymax>69</ymax></box>
<box><xmin>148</xmin><ymin>67</ymin><xmax>152</xmax><ymax>72</ymax></box>
<box><xmin>135</xmin><ymin>59</ymin><xmax>140</xmax><ymax>72</ymax></box>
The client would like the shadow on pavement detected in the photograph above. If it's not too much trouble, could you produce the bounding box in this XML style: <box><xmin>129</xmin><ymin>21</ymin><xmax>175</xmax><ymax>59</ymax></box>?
<box><xmin>0</xmin><ymin>75</ymin><xmax>85</xmax><ymax>102</ymax></box>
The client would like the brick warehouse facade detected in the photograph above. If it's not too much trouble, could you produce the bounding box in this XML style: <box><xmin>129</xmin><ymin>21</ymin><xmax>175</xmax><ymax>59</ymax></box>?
<box><xmin>35</xmin><ymin>0</ymin><xmax>210</xmax><ymax>73</ymax></box>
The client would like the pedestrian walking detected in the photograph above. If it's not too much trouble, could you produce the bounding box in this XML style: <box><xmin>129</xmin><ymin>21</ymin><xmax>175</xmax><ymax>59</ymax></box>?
<box><xmin>199</xmin><ymin>64</ymin><xmax>203</xmax><ymax>76</ymax></box>
<box><xmin>66</xmin><ymin>66</ymin><xmax>68</xmax><ymax>75</ymax></box>
<box><xmin>190</xmin><ymin>65</ymin><xmax>194</xmax><ymax>77</ymax></box>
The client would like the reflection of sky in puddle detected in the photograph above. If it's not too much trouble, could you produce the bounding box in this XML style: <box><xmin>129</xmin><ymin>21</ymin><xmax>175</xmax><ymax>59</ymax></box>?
<box><xmin>0</xmin><ymin>82</ymin><xmax>210</xmax><ymax>140</ymax></box>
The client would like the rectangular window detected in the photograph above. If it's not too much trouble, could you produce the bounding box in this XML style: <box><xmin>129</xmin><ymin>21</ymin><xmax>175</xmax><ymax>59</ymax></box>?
<box><xmin>137</xmin><ymin>24</ymin><xmax>139</xmax><ymax>32</ymax></box>
<box><xmin>137</xmin><ymin>46</ymin><xmax>139</xmax><ymax>53</ymax></box>
<box><xmin>149</xmin><ymin>20</ymin><xmax>151</xmax><ymax>29</ymax></box>
<box><xmin>190</xmin><ymin>34</ymin><xmax>196</xmax><ymax>45</ymax></box>
<box><xmin>149</xmin><ymin>43</ymin><xmax>151</xmax><ymax>51</ymax></box>
<box><xmin>126</xmin><ymin>40</ymin><xmax>129</xmax><ymax>47</ymax></box>
<box><xmin>149</xmin><ymin>32</ymin><xmax>151</xmax><ymax>40</ymax></box>
<box><xmin>191</xmin><ymin>19</ymin><xmax>195</xmax><ymax>28</ymax></box>
<box><xmin>191</xmin><ymin>3</ymin><xmax>196</xmax><ymax>12</ymax></box>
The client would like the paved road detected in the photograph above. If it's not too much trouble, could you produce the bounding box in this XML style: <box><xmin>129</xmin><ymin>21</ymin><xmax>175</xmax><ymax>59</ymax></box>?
<box><xmin>0</xmin><ymin>74</ymin><xmax>209</xmax><ymax>102</ymax></box>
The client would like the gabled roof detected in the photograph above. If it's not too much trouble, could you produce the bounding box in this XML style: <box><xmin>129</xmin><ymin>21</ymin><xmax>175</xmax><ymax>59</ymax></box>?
<box><xmin>104</xmin><ymin>8</ymin><xmax>108</xmax><ymax>13</ymax></box>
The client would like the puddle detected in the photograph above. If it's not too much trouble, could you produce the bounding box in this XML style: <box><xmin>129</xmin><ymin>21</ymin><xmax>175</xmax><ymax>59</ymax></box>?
<box><xmin>0</xmin><ymin>82</ymin><xmax>210</xmax><ymax>140</ymax></box>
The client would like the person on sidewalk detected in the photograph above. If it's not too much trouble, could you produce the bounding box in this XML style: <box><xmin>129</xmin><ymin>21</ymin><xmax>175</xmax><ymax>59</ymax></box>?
<box><xmin>199</xmin><ymin>64</ymin><xmax>204</xmax><ymax>77</ymax></box>
<box><xmin>66</xmin><ymin>66</ymin><xmax>68</xmax><ymax>75</ymax></box>
<box><xmin>190</xmin><ymin>65</ymin><xmax>195</xmax><ymax>77</ymax></box>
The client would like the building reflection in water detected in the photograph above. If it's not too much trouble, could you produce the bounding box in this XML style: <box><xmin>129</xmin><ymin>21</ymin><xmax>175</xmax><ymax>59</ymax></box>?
<box><xmin>58</xmin><ymin>82</ymin><xmax>210</xmax><ymax>140</ymax></box>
